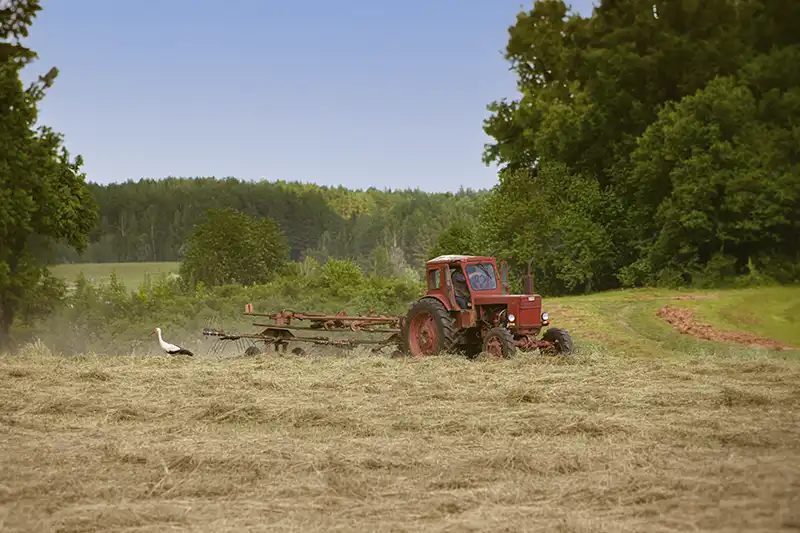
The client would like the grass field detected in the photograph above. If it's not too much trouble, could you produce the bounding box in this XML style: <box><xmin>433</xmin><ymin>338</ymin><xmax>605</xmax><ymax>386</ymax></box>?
<box><xmin>50</xmin><ymin>262</ymin><xmax>180</xmax><ymax>290</ymax></box>
<box><xmin>668</xmin><ymin>286</ymin><xmax>800</xmax><ymax>347</ymax></box>
<box><xmin>2</xmin><ymin>284</ymin><xmax>799</xmax><ymax>531</ymax></box>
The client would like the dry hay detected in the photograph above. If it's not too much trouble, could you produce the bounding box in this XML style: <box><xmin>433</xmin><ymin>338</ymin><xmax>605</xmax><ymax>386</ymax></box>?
<box><xmin>1</xmin><ymin>345</ymin><xmax>799</xmax><ymax>532</ymax></box>
<box><xmin>657</xmin><ymin>305</ymin><xmax>797</xmax><ymax>351</ymax></box>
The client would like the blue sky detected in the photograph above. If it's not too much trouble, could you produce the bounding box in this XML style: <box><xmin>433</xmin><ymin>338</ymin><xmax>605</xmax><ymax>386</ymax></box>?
<box><xmin>22</xmin><ymin>0</ymin><xmax>594</xmax><ymax>193</ymax></box>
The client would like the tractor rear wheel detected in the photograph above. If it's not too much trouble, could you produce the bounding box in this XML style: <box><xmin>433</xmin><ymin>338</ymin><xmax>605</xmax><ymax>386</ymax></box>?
<box><xmin>541</xmin><ymin>328</ymin><xmax>574</xmax><ymax>355</ymax></box>
<box><xmin>401</xmin><ymin>298</ymin><xmax>456</xmax><ymax>357</ymax></box>
<box><xmin>482</xmin><ymin>327</ymin><xmax>517</xmax><ymax>358</ymax></box>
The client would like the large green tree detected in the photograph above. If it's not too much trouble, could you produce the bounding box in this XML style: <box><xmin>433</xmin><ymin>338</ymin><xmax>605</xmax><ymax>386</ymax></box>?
<box><xmin>0</xmin><ymin>0</ymin><xmax>98</xmax><ymax>348</ymax></box>
<box><xmin>179</xmin><ymin>207</ymin><xmax>290</xmax><ymax>287</ymax></box>
<box><xmin>428</xmin><ymin>217</ymin><xmax>480</xmax><ymax>259</ymax></box>
<box><xmin>480</xmin><ymin>0</ymin><xmax>800</xmax><ymax>293</ymax></box>
<box><xmin>620</xmin><ymin>46</ymin><xmax>800</xmax><ymax>286</ymax></box>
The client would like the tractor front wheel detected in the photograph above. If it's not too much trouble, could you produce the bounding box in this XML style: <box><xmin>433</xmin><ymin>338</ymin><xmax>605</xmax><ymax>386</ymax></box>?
<box><xmin>482</xmin><ymin>327</ymin><xmax>517</xmax><ymax>358</ymax></box>
<box><xmin>541</xmin><ymin>328</ymin><xmax>574</xmax><ymax>356</ymax></box>
<box><xmin>401</xmin><ymin>298</ymin><xmax>456</xmax><ymax>357</ymax></box>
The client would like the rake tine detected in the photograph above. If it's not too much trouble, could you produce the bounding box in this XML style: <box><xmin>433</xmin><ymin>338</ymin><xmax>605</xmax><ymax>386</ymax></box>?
<box><xmin>209</xmin><ymin>339</ymin><xmax>223</xmax><ymax>357</ymax></box>
<box><xmin>214</xmin><ymin>339</ymin><xmax>228</xmax><ymax>358</ymax></box>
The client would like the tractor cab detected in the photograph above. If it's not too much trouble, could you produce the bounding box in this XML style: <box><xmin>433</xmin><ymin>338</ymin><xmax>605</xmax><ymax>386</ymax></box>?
<box><xmin>424</xmin><ymin>255</ymin><xmax>505</xmax><ymax>308</ymax></box>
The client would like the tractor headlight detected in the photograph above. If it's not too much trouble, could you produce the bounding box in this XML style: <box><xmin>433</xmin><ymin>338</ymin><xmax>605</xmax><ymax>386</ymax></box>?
<box><xmin>507</xmin><ymin>313</ymin><xmax>515</xmax><ymax>323</ymax></box>
<box><xmin>541</xmin><ymin>312</ymin><xmax>549</xmax><ymax>322</ymax></box>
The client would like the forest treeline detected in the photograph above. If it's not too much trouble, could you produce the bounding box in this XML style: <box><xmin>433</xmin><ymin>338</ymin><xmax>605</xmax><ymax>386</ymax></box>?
<box><xmin>50</xmin><ymin>178</ymin><xmax>486</xmax><ymax>273</ymax></box>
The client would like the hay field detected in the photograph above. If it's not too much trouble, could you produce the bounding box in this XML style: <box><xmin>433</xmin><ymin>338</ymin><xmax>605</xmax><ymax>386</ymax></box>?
<box><xmin>2</xmin><ymin>347</ymin><xmax>799</xmax><ymax>532</ymax></box>
<box><xmin>2</xmin><ymin>287</ymin><xmax>800</xmax><ymax>532</ymax></box>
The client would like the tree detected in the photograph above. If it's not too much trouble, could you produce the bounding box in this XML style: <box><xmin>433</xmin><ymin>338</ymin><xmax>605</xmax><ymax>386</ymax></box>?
<box><xmin>620</xmin><ymin>48</ymin><xmax>800</xmax><ymax>286</ymax></box>
<box><xmin>480</xmin><ymin>0</ymin><xmax>800</xmax><ymax>293</ymax></box>
<box><xmin>179</xmin><ymin>207</ymin><xmax>290</xmax><ymax>287</ymax></box>
<box><xmin>428</xmin><ymin>217</ymin><xmax>480</xmax><ymax>259</ymax></box>
<box><xmin>0</xmin><ymin>0</ymin><xmax>98</xmax><ymax>349</ymax></box>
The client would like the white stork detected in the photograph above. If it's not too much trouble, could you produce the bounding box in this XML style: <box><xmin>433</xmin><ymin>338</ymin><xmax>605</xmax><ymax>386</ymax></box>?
<box><xmin>151</xmin><ymin>327</ymin><xmax>194</xmax><ymax>356</ymax></box>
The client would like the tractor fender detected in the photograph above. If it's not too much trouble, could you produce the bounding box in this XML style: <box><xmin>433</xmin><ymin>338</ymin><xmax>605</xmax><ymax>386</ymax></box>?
<box><xmin>407</xmin><ymin>295</ymin><xmax>473</xmax><ymax>328</ymax></box>
<box><xmin>411</xmin><ymin>294</ymin><xmax>456</xmax><ymax>313</ymax></box>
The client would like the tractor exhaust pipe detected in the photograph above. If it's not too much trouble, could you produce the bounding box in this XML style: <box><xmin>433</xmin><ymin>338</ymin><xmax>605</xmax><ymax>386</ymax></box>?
<box><xmin>523</xmin><ymin>257</ymin><xmax>535</xmax><ymax>295</ymax></box>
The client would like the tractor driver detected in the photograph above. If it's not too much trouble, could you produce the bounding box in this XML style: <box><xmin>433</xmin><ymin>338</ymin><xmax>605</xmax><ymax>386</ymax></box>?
<box><xmin>450</xmin><ymin>266</ymin><xmax>471</xmax><ymax>309</ymax></box>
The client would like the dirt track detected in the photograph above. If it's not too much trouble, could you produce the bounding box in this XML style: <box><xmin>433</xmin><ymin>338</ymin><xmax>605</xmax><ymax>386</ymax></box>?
<box><xmin>656</xmin><ymin>305</ymin><xmax>796</xmax><ymax>351</ymax></box>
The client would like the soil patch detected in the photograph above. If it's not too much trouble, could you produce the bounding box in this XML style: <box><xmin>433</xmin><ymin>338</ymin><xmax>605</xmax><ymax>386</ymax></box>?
<box><xmin>656</xmin><ymin>305</ymin><xmax>796</xmax><ymax>351</ymax></box>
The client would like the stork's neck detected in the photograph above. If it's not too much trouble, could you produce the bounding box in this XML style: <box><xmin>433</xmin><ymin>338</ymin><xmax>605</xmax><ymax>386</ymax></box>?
<box><xmin>157</xmin><ymin>330</ymin><xmax>169</xmax><ymax>350</ymax></box>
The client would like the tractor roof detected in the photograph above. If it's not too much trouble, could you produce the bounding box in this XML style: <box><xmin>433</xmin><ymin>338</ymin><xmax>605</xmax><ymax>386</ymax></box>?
<box><xmin>426</xmin><ymin>255</ymin><xmax>497</xmax><ymax>265</ymax></box>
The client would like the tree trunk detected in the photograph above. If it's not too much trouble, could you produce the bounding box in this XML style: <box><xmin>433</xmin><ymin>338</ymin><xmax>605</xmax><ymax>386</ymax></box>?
<box><xmin>0</xmin><ymin>299</ymin><xmax>14</xmax><ymax>353</ymax></box>
<box><xmin>1</xmin><ymin>238</ymin><xmax>24</xmax><ymax>353</ymax></box>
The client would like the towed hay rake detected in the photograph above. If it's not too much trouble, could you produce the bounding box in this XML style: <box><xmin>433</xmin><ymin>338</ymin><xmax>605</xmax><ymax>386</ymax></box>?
<box><xmin>201</xmin><ymin>254</ymin><xmax>574</xmax><ymax>359</ymax></box>
<box><xmin>202</xmin><ymin>306</ymin><xmax>404</xmax><ymax>357</ymax></box>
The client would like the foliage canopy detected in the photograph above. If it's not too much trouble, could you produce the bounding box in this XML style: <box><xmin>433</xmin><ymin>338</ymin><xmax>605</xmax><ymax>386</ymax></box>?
<box><xmin>477</xmin><ymin>0</ymin><xmax>800</xmax><ymax>294</ymax></box>
<box><xmin>0</xmin><ymin>0</ymin><xmax>98</xmax><ymax>347</ymax></box>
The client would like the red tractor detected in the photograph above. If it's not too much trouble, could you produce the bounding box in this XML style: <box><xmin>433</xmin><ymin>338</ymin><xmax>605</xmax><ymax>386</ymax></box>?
<box><xmin>399</xmin><ymin>255</ymin><xmax>573</xmax><ymax>358</ymax></box>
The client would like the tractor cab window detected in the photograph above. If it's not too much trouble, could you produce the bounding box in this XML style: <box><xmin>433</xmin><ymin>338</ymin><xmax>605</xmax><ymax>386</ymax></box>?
<box><xmin>465</xmin><ymin>263</ymin><xmax>498</xmax><ymax>291</ymax></box>
<box><xmin>427</xmin><ymin>268</ymin><xmax>441</xmax><ymax>290</ymax></box>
